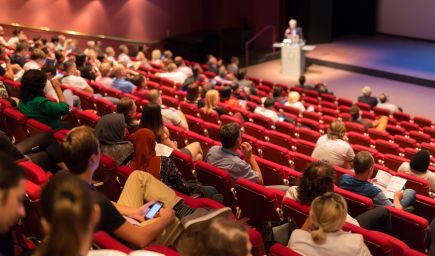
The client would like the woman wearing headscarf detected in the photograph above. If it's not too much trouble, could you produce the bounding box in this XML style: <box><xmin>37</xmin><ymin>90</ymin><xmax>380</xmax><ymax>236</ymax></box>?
<box><xmin>130</xmin><ymin>128</ymin><xmax>191</xmax><ymax>195</ymax></box>
<box><xmin>95</xmin><ymin>113</ymin><xmax>133</xmax><ymax>166</ymax></box>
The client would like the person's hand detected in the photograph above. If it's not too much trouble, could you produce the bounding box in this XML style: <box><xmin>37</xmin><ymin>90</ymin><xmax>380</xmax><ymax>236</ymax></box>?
<box><xmin>240</xmin><ymin>142</ymin><xmax>253</xmax><ymax>159</ymax></box>
<box><xmin>130</xmin><ymin>201</ymin><xmax>156</xmax><ymax>222</ymax></box>
<box><xmin>394</xmin><ymin>190</ymin><xmax>404</xmax><ymax>201</ymax></box>
<box><xmin>156</xmin><ymin>207</ymin><xmax>175</xmax><ymax>222</ymax></box>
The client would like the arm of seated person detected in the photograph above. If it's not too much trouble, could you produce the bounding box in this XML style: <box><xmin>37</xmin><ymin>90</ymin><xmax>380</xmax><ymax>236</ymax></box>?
<box><xmin>176</xmin><ymin>110</ymin><xmax>189</xmax><ymax>131</ymax></box>
<box><xmin>373</xmin><ymin>191</ymin><xmax>397</xmax><ymax>208</ymax></box>
<box><xmin>84</xmin><ymin>84</ymin><xmax>94</xmax><ymax>94</ymax></box>
<box><xmin>112</xmin><ymin>207</ymin><xmax>175</xmax><ymax>248</ymax></box>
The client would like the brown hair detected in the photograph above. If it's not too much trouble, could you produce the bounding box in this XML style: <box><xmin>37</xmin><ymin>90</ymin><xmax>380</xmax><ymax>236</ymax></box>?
<box><xmin>30</xmin><ymin>48</ymin><xmax>46</xmax><ymax>60</ymax></box>
<box><xmin>327</xmin><ymin>120</ymin><xmax>346</xmax><ymax>139</ymax></box>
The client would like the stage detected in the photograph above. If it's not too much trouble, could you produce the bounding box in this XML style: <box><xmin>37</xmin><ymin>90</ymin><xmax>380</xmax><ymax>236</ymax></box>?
<box><xmin>246</xmin><ymin>35</ymin><xmax>435</xmax><ymax>120</ymax></box>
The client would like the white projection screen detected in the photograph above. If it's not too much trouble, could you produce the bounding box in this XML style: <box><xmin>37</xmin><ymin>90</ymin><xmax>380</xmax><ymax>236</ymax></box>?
<box><xmin>377</xmin><ymin>0</ymin><xmax>435</xmax><ymax>40</ymax></box>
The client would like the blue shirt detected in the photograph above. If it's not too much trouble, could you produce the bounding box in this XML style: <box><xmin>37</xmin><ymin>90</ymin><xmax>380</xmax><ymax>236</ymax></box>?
<box><xmin>339</xmin><ymin>174</ymin><xmax>393</xmax><ymax>207</ymax></box>
<box><xmin>205</xmin><ymin>146</ymin><xmax>259</xmax><ymax>183</ymax></box>
<box><xmin>112</xmin><ymin>78</ymin><xmax>135</xmax><ymax>93</ymax></box>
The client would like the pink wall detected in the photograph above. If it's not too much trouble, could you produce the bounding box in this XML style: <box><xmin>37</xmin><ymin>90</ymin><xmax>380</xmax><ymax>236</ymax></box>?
<box><xmin>0</xmin><ymin>0</ymin><xmax>203</xmax><ymax>42</ymax></box>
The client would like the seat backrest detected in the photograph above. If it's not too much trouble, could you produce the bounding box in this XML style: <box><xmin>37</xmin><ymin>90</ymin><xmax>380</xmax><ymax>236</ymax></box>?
<box><xmin>255</xmin><ymin>156</ymin><xmax>289</xmax><ymax>186</ymax></box>
<box><xmin>161</xmin><ymin>95</ymin><xmax>179</xmax><ymax>109</ymax></box>
<box><xmin>337</xmin><ymin>98</ymin><xmax>353</xmax><ymax>107</ymax></box>
<box><xmin>296</xmin><ymin>127</ymin><xmax>320</xmax><ymax>143</ymax></box>
<box><xmin>185</xmin><ymin>114</ymin><xmax>206</xmax><ymax>136</ymax></box>
<box><xmin>75</xmin><ymin>90</ymin><xmax>95</xmax><ymax>110</ymax></box>
<box><xmin>92</xmin><ymin>231</ymin><xmax>133</xmax><ymax>253</ymax></box>
<box><xmin>269</xmin><ymin>243</ymin><xmax>302</xmax><ymax>256</ymax></box>
<box><xmin>400</xmin><ymin>121</ymin><xmax>421</xmax><ymax>132</ymax></box>
<box><xmin>186</xmin><ymin>131</ymin><xmax>214</xmax><ymax>155</ymax></box>
<box><xmin>344</xmin><ymin>121</ymin><xmax>365</xmax><ymax>133</ymax></box>
<box><xmin>281</xmin><ymin>105</ymin><xmax>302</xmax><ymax>116</ymax></box>
<box><xmin>252</xmin><ymin>113</ymin><xmax>275</xmax><ymax>130</ymax></box>
<box><xmin>320</xmin><ymin>101</ymin><xmax>338</xmax><ymax>110</ymax></box>
<box><xmin>76</xmin><ymin>111</ymin><xmax>100</xmax><ymax>128</ymax></box>
<box><xmin>320</xmin><ymin>107</ymin><xmax>339</xmax><ymax>117</ymax></box>
<box><xmin>2</xmin><ymin>107</ymin><xmax>28</xmax><ymax>142</ymax></box>
<box><xmin>199</xmin><ymin>109</ymin><xmax>220</xmax><ymax>124</ymax></box>
<box><xmin>343</xmin><ymin>223</ymin><xmax>394</xmax><ymax>256</ymax></box>
<box><xmin>373</xmin><ymin>106</ymin><xmax>391</xmax><ymax>116</ymax></box>
<box><xmin>235</xmin><ymin>178</ymin><xmax>282</xmax><ymax>226</ymax></box>
<box><xmin>409</xmin><ymin>131</ymin><xmax>430</xmax><ymax>144</ymax></box>
<box><xmin>301</xmin><ymin>111</ymin><xmax>322</xmax><ymax>122</ymax></box>
<box><xmin>260</xmin><ymin>142</ymin><xmax>292</xmax><ymax>167</ymax></box>
<box><xmin>386</xmin><ymin>125</ymin><xmax>406</xmax><ymax>136</ymax></box>
<box><xmin>395</xmin><ymin>172</ymin><xmax>429</xmax><ymax>196</ymax></box>
<box><xmin>414</xmin><ymin>194</ymin><xmax>435</xmax><ymax>223</ymax></box>
<box><xmin>275</xmin><ymin>121</ymin><xmax>296</xmax><ymax>136</ymax></box>
<box><xmin>220</xmin><ymin>114</ymin><xmax>242</xmax><ymax>126</ymax></box>
<box><xmin>194</xmin><ymin>161</ymin><xmax>236</xmax><ymax>210</ymax></box>
<box><xmin>423</xmin><ymin>126</ymin><xmax>435</xmax><ymax>139</ymax></box>
<box><xmin>203</xmin><ymin>121</ymin><xmax>220</xmax><ymax>141</ymax></box>
<box><xmin>94</xmin><ymin>97</ymin><xmax>116</xmax><ymax>116</ymax></box>
<box><xmin>165</xmin><ymin>123</ymin><xmax>187</xmax><ymax>148</ymax></box>
<box><xmin>23</xmin><ymin>180</ymin><xmax>43</xmax><ymax>238</ymax></box>
<box><xmin>334</xmin><ymin>187</ymin><xmax>374</xmax><ymax>216</ymax></box>
<box><xmin>18</xmin><ymin>161</ymin><xmax>50</xmax><ymax>185</ymax></box>
<box><xmin>393</xmin><ymin>112</ymin><xmax>411</xmax><ymax>122</ymax></box>
<box><xmin>26</xmin><ymin>118</ymin><xmax>53</xmax><ymax>137</ymax></box>
<box><xmin>386</xmin><ymin>206</ymin><xmax>429</xmax><ymax>252</ymax></box>
<box><xmin>413</xmin><ymin>116</ymin><xmax>432</xmax><ymax>128</ymax></box>
<box><xmin>348</xmin><ymin>131</ymin><xmax>372</xmax><ymax>147</ymax></box>
<box><xmin>93</xmin><ymin>154</ymin><xmax>122</xmax><ymax>201</ymax></box>
<box><xmin>282</xmin><ymin>197</ymin><xmax>310</xmax><ymax>228</ymax></box>
<box><xmin>179</xmin><ymin>101</ymin><xmax>199</xmax><ymax>117</ymax></box>
<box><xmin>394</xmin><ymin>135</ymin><xmax>417</xmax><ymax>149</ymax></box>
<box><xmin>356</xmin><ymin>101</ymin><xmax>371</xmax><ymax>111</ymax></box>
<box><xmin>368</xmin><ymin>128</ymin><xmax>392</xmax><ymax>141</ymax></box>
<box><xmin>266</xmin><ymin>130</ymin><xmax>295</xmax><ymax>151</ymax></box>
<box><xmin>244</xmin><ymin>122</ymin><xmax>267</xmax><ymax>141</ymax></box>
<box><xmin>375</xmin><ymin>139</ymin><xmax>402</xmax><ymax>155</ymax></box>
<box><xmin>294</xmin><ymin>139</ymin><xmax>316</xmax><ymax>156</ymax></box>
<box><xmin>291</xmin><ymin>152</ymin><xmax>316</xmax><ymax>172</ymax></box>
<box><xmin>383</xmin><ymin>154</ymin><xmax>408</xmax><ymax>172</ymax></box>
<box><xmin>299</xmin><ymin>118</ymin><xmax>320</xmax><ymax>131</ymax></box>
<box><xmin>170</xmin><ymin>150</ymin><xmax>196</xmax><ymax>181</ymax></box>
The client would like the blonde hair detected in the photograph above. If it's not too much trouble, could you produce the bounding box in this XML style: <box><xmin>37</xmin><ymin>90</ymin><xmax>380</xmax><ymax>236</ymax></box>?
<box><xmin>112</xmin><ymin>65</ymin><xmax>125</xmax><ymax>77</ymax></box>
<box><xmin>151</xmin><ymin>49</ymin><xmax>162</xmax><ymax>60</ymax></box>
<box><xmin>309</xmin><ymin>192</ymin><xmax>347</xmax><ymax>244</ymax></box>
<box><xmin>99</xmin><ymin>63</ymin><xmax>112</xmax><ymax>77</ymax></box>
<box><xmin>204</xmin><ymin>89</ymin><xmax>219</xmax><ymax>113</ymax></box>
<box><xmin>327</xmin><ymin>120</ymin><xmax>346</xmax><ymax>139</ymax></box>
<box><xmin>287</xmin><ymin>91</ymin><xmax>301</xmax><ymax>104</ymax></box>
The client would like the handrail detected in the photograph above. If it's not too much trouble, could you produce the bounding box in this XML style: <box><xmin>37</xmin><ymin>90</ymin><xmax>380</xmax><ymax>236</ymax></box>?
<box><xmin>245</xmin><ymin>25</ymin><xmax>276</xmax><ymax>67</ymax></box>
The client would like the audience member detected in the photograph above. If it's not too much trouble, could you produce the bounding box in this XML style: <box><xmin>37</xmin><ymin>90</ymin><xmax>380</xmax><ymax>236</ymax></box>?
<box><xmin>188</xmin><ymin>218</ymin><xmax>252</xmax><ymax>256</ymax></box>
<box><xmin>206</xmin><ymin>54</ymin><xmax>220</xmax><ymax>74</ymax></box>
<box><xmin>358</xmin><ymin>86</ymin><xmax>378</xmax><ymax>109</ymax></box>
<box><xmin>95</xmin><ymin>62</ymin><xmax>113</xmax><ymax>88</ymax></box>
<box><xmin>36</xmin><ymin>174</ymin><xmax>100</xmax><ymax>256</ymax></box>
<box><xmin>116</xmin><ymin>97</ymin><xmax>139</xmax><ymax>133</ymax></box>
<box><xmin>349</xmin><ymin>105</ymin><xmax>388</xmax><ymax>132</ymax></box>
<box><xmin>312</xmin><ymin>120</ymin><xmax>355</xmax><ymax>169</ymax></box>
<box><xmin>288</xmin><ymin>193</ymin><xmax>371</xmax><ymax>256</ymax></box>
<box><xmin>118</xmin><ymin>44</ymin><xmax>131</xmax><ymax>64</ymax></box>
<box><xmin>214</xmin><ymin>66</ymin><xmax>232</xmax><ymax>85</ymax></box>
<box><xmin>60</xmin><ymin>126</ymin><xmax>230</xmax><ymax>252</ymax></box>
<box><xmin>185</xmin><ymin>83</ymin><xmax>205</xmax><ymax>108</ymax></box>
<box><xmin>220</xmin><ymin>86</ymin><xmax>246</xmax><ymax>109</ymax></box>
<box><xmin>236</xmin><ymin>70</ymin><xmax>257</xmax><ymax>96</ymax></box>
<box><xmin>23</xmin><ymin>48</ymin><xmax>46</xmax><ymax>71</ymax></box>
<box><xmin>182</xmin><ymin>65</ymin><xmax>206</xmax><ymax>90</ymax></box>
<box><xmin>62</xmin><ymin>60</ymin><xmax>94</xmax><ymax>93</ymax></box>
<box><xmin>254</xmin><ymin>97</ymin><xmax>279</xmax><ymax>122</ymax></box>
<box><xmin>339</xmin><ymin>151</ymin><xmax>416</xmax><ymax>210</ymax></box>
<box><xmin>95</xmin><ymin>113</ymin><xmax>134</xmax><ymax>166</ymax></box>
<box><xmin>41</xmin><ymin>64</ymin><xmax>79</xmax><ymax>108</ymax></box>
<box><xmin>140</xmin><ymin>104</ymin><xmax>203</xmax><ymax>161</ymax></box>
<box><xmin>151</xmin><ymin>49</ymin><xmax>163</xmax><ymax>67</ymax></box>
<box><xmin>201</xmin><ymin>89</ymin><xmax>229</xmax><ymax>116</ymax></box>
<box><xmin>11</xmin><ymin>43</ymin><xmax>27</xmax><ymax>67</ymax></box>
<box><xmin>227</xmin><ymin>56</ymin><xmax>240</xmax><ymax>74</ymax></box>
<box><xmin>148</xmin><ymin>89</ymin><xmax>189</xmax><ymax>130</ymax></box>
<box><xmin>285</xmin><ymin>91</ymin><xmax>305</xmax><ymax>112</ymax></box>
<box><xmin>206</xmin><ymin>122</ymin><xmax>264</xmax><ymax>184</ymax></box>
<box><xmin>0</xmin><ymin>154</ymin><xmax>26</xmax><ymax>256</ymax></box>
<box><xmin>298</xmin><ymin>75</ymin><xmax>307</xmax><ymax>88</ymax></box>
<box><xmin>377</xmin><ymin>93</ymin><xmax>400</xmax><ymax>114</ymax></box>
<box><xmin>174</xmin><ymin>56</ymin><xmax>193</xmax><ymax>77</ymax></box>
<box><xmin>271</xmin><ymin>86</ymin><xmax>287</xmax><ymax>106</ymax></box>
<box><xmin>104</xmin><ymin>46</ymin><xmax>118</xmax><ymax>66</ymax></box>
<box><xmin>135</xmin><ymin>44</ymin><xmax>150</xmax><ymax>67</ymax></box>
<box><xmin>112</xmin><ymin>65</ymin><xmax>136</xmax><ymax>93</ymax></box>
<box><xmin>158</xmin><ymin>63</ymin><xmax>187</xmax><ymax>84</ymax></box>
<box><xmin>0</xmin><ymin>47</ymin><xmax>15</xmax><ymax>80</ymax></box>
<box><xmin>19</xmin><ymin>70</ymin><xmax>70</xmax><ymax>130</ymax></box>
<box><xmin>7</xmin><ymin>29</ymin><xmax>24</xmax><ymax>47</ymax></box>
<box><xmin>0</xmin><ymin>26</ymin><xmax>7</xmax><ymax>46</ymax></box>
<box><xmin>398</xmin><ymin>150</ymin><xmax>435</xmax><ymax>192</ymax></box>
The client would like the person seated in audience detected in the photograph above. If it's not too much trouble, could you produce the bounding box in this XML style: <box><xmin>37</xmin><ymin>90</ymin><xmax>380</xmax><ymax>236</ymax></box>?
<box><xmin>185</xmin><ymin>83</ymin><xmax>205</xmax><ymax>108</ymax></box>
<box><xmin>61</xmin><ymin>126</ymin><xmax>231</xmax><ymax>251</ymax></box>
<box><xmin>206</xmin><ymin>122</ymin><xmax>264</xmax><ymax>184</ymax></box>
<box><xmin>286</xmin><ymin>161</ymin><xmax>392</xmax><ymax>232</ymax></box>
<box><xmin>104</xmin><ymin>46</ymin><xmax>118</xmax><ymax>66</ymax></box>
<box><xmin>62</xmin><ymin>60</ymin><xmax>94</xmax><ymax>93</ymax></box>
<box><xmin>236</xmin><ymin>69</ymin><xmax>257</xmax><ymax>96</ymax></box>
<box><xmin>358</xmin><ymin>86</ymin><xmax>378</xmax><ymax>109</ymax></box>
<box><xmin>151</xmin><ymin>49</ymin><xmax>163</xmax><ymax>67</ymax></box>
<box><xmin>41</xmin><ymin>64</ymin><xmax>80</xmax><ymax>108</ymax></box>
<box><xmin>377</xmin><ymin>93</ymin><xmax>400</xmax><ymax>114</ymax></box>
<box><xmin>118</xmin><ymin>44</ymin><xmax>131</xmax><ymax>64</ymax></box>
<box><xmin>54</xmin><ymin>35</ymin><xmax>66</xmax><ymax>51</ymax></box>
<box><xmin>254</xmin><ymin>97</ymin><xmax>279</xmax><ymax>122</ymax></box>
<box><xmin>349</xmin><ymin>105</ymin><xmax>388</xmax><ymax>132</ymax></box>
<box><xmin>201</xmin><ymin>89</ymin><xmax>229</xmax><ymax>116</ymax></box>
<box><xmin>0</xmin><ymin>154</ymin><xmax>26</xmax><ymax>256</ymax></box>
<box><xmin>206</xmin><ymin>54</ymin><xmax>221</xmax><ymax>74</ymax></box>
<box><xmin>284</xmin><ymin>91</ymin><xmax>305</xmax><ymax>112</ymax></box>
<box><xmin>227</xmin><ymin>56</ymin><xmax>240</xmax><ymax>74</ymax></box>
<box><xmin>231</xmin><ymin>82</ymin><xmax>247</xmax><ymax>100</ymax></box>
<box><xmin>95</xmin><ymin>62</ymin><xmax>113</xmax><ymax>88</ymax></box>
<box><xmin>314</xmin><ymin>82</ymin><xmax>332</xmax><ymax>95</ymax></box>
<box><xmin>0</xmin><ymin>26</ymin><xmax>7</xmax><ymax>46</ymax></box>
<box><xmin>95</xmin><ymin>113</ymin><xmax>134</xmax><ymax>166</ymax></box>
<box><xmin>135</xmin><ymin>44</ymin><xmax>151</xmax><ymax>68</ymax></box>
<box><xmin>288</xmin><ymin>192</ymin><xmax>372</xmax><ymax>256</ymax></box>
<box><xmin>23</xmin><ymin>48</ymin><xmax>46</xmax><ymax>71</ymax></box>
<box><xmin>272</xmin><ymin>86</ymin><xmax>287</xmax><ymax>106</ymax></box>
<box><xmin>339</xmin><ymin>151</ymin><xmax>416</xmax><ymax>210</ymax></box>
<box><xmin>0</xmin><ymin>130</ymin><xmax>66</xmax><ymax>172</ymax></box>
<box><xmin>162</xmin><ymin>49</ymin><xmax>173</xmax><ymax>61</ymax></box>
<box><xmin>111</xmin><ymin>64</ymin><xmax>136</xmax><ymax>93</ymax></box>
<box><xmin>311</xmin><ymin>120</ymin><xmax>355</xmax><ymax>169</ymax></box>
<box><xmin>0</xmin><ymin>48</ymin><xmax>15</xmax><ymax>81</ymax></box>
<box><xmin>148</xmin><ymin>89</ymin><xmax>189</xmax><ymax>130</ymax></box>
<box><xmin>83</xmin><ymin>40</ymin><xmax>96</xmax><ymax>56</ymax></box>
<box><xmin>140</xmin><ymin>104</ymin><xmax>203</xmax><ymax>161</ymax></box>
<box><xmin>7</xmin><ymin>29</ymin><xmax>24</xmax><ymax>47</ymax></box>
<box><xmin>297</xmin><ymin>75</ymin><xmax>308</xmax><ymax>88</ymax></box>
<box><xmin>213</xmin><ymin>66</ymin><xmax>232</xmax><ymax>85</ymax></box>
<box><xmin>398</xmin><ymin>150</ymin><xmax>435</xmax><ymax>192</ymax></box>
<box><xmin>19</xmin><ymin>70</ymin><xmax>70</xmax><ymax>130</ymax></box>
<box><xmin>11</xmin><ymin>43</ymin><xmax>27</xmax><ymax>68</ymax></box>
<box><xmin>116</xmin><ymin>97</ymin><xmax>140</xmax><ymax>133</ymax></box>
<box><xmin>182</xmin><ymin>64</ymin><xmax>207</xmax><ymax>90</ymax></box>
<box><xmin>220</xmin><ymin>86</ymin><xmax>246</xmax><ymax>109</ymax></box>
<box><xmin>187</xmin><ymin>218</ymin><xmax>252</xmax><ymax>256</ymax></box>
<box><xmin>158</xmin><ymin>63</ymin><xmax>187</xmax><ymax>84</ymax></box>
<box><xmin>174</xmin><ymin>56</ymin><xmax>193</xmax><ymax>77</ymax></box>
<box><xmin>35</xmin><ymin>173</ymin><xmax>100</xmax><ymax>256</ymax></box>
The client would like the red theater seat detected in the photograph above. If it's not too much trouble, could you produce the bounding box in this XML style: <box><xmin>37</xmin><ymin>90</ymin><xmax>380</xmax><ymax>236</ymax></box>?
<box><xmin>1</xmin><ymin>107</ymin><xmax>28</xmax><ymax>142</ymax></box>
<box><xmin>94</xmin><ymin>97</ymin><xmax>116</xmax><ymax>116</ymax></box>
<box><xmin>26</xmin><ymin>118</ymin><xmax>53</xmax><ymax>136</ymax></box>
<box><xmin>76</xmin><ymin>111</ymin><xmax>100</xmax><ymax>127</ymax></box>
<box><xmin>170</xmin><ymin>150</ymin><xmax>196</xmax><ymax>181</ymax></box>
<box><xmin>413</xmin><ymin>116</ymin><xmax>432</xmax><ymax>128</ymax></box>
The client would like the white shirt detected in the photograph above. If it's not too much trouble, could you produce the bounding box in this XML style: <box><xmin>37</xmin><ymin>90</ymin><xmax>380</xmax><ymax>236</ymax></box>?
<box><xmin>118</xmin><ymin>53</ymin><xmax>132</xmax><ymax>63</ymax></box>
<box><xmin>159</xmin><ymin>71</ymin><xmax>187</xmax><ymax>84</ymax></box>
<box><xmin>254</xmin><ymin>106</ymin><xmax>279</xmax><ymax>122</ymax></box>
<box><xmin>284</xmin><ymin>186</ymin><xmax>360</xmax><ymax>226</ymax></box>
<box><xmin>285</xmin><ymin>101</ymin><xmax>306</xmax><ymax>112</ymax></box>
<box><xmin>7</xmin><ymin>37</ymin><xmax>19</xmax><ymax>47</ymax></box>
<box><xmin>96</xmin><ymin>76</ymin><xmax>114</xmax><ymax>88</ymax></box>
<box><xmin>398</xmin><ymin>162</ymin><xmax>435</xmax><ymax>192</ymax></box>
<box><xmin>288</xmin><ymin>229</ymin><xmax>372</xmax><ymax>256</ymax></box>
<box><xmin>43</xmin><ymin>80</ymin><xmax>59</xmax><ymax>102</ymax></box>
<box><xmin>62</xmin><ymin>75</ymin><xmax>89</xmax><ymax>90</ymax></box>
<box><xmin>0</xmin><ymin>36</ymin><xmax>7</xmax><ymax>46</ymax></box>
<box><xmin>161</xmin><ymin>106</ymin><xmax>183</xmax><ymax>127</ymax></box>
<box><xmin>178</xmin><ymin>66</ymin><xmax>193</xmax><ymax>77</ymax></box>
<box><xmin>311</xmin><ymin>135</ymin><xmax>355</xmax><ymax>168</ymax></box>
<box><xmin>23</xmin><ymin>60</ymin><xmax>40</xmax><ymax>70</ymax></box>
<box><xmin>377</xmin><ymin>102</ymin><xmax>399</xmax><ymax>114</ymax></box>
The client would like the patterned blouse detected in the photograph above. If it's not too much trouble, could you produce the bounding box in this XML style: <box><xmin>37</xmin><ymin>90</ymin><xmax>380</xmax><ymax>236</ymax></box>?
<box><xmin>160</xmin><ymin>156</ymin><xmax>191</xmax><ymax>195</ymax></box>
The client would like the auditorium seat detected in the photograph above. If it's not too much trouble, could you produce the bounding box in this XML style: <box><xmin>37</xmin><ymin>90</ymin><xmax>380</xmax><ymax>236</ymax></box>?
<box><xmin>414</xmin><ymin>194</ymin><xmax>435</xmax><ymax>223</ymax></box>
<box><xmin>423</xmin><ymin>126</ymin><xmax>435</xmax><ymax>139</ymax></box>
<box><xmin>18</xmin><ymin>161</ymin><xmax>51</xmax><ymax>185</ymax></box>
<box><xmin>22</xmin><ymin>180</ymin><xmax>43</xmax><ymax>238</ymax></box>
<box><xmin>259</xmin><ymin>142</ymin><xmax>292</xmax><ymax>167</ymax></box>
<box><xmin>275</xmin><ymin>121</ymin><xmax>296</xmax><ymax>136</ymax></box>
<box><xmin>92</xmin><ymin>231</ymin><xmax>132</xmax><ymax>253</ymax></box>
<box><xmin>244</xmin><ymin>122</ymin><xmax>267</xmax><ymax>141</ymax></box>
<box><xmin>94</xmin><ymin>97</ymin><xmax>116</xmax><ymax>116</ymax></box>
<box><xmin>234</xmin><ymin>178</ymin><xmax>283</xmax><ymax>228</ymax></box>
<box><xmin>266</xmin><ymin>130</ymin><xmax>295</xmax><ymax>149</ymax></box>
<box><xmin>337</xmin><ymin>98</ymin><xmax>353</xmax><ymax>107</ymax></box>
<box><xmin>186</xmin><ymin>131</ymin><xmax>214</xmax><ymax>155</ymax></box>
<box><xmin>393</xmin><ymin>112</ymin><xmax>411</xmax><ymax>122</ymax></box>
<box><xmin>170</xmin><ymin>150</ymin><xmax>196</xmax><ymax>181</ymax></box>
<box><xmin>299</xmin><ymin>117</ymin><xmax>321</xmax><ymax>131</ymax></box>
<box><xmin>301</xmin><ymin>111</ymin><xmax>322</xmax><ymax>122</ymax></box>
<box><xmin>199</xmin><ymin>109</ymin><xmax>220</xmax><ymax>124</ymax></box>
<box><xmin>146</xmin><ymin>80</ymin><xmax>160</xmax><ymax>90</ymax></box>
<box><xmin>194</xmin><ymin>161</ymin><xmax>236</xmax><ymax>211</ymax></box>
<box><xmin>76</xmin><ymin>111</ymin><xmax>100</xmax><ymax>128</ymax></box>
<box><xmin>160</xmin><ymin>78</ymin><xmax>174</xmax><ymax>88</ymax></box>
<box><xmin>368</xmin><ymin>128</ymin><xmax>392</xmax><ymax>141</ymax></box>
<box><xmin>342</xmin><ymin>224</ymin><xmax>394</xmax><ymax>256</ymax></box>
<box><xmin>281</xmin><ymin>105</ymin><xmax>302</xmax><ymax>116</ymax></box>
<box><xmin>375</xmin><ymin>139</ymin><xmax>404</xmax><ymax>156</ymax></box>
<box><xmin>344</xmin><ymin>121</ymin><xmax>366</xmax><ymax>133</ymax></box>
<box><xmin>409</xmin><ymin>131</ymin><xmax>431</xmax><ymax>144</ymax></box>
<box><xmin>295</xmin><ymin>127</ymin><xmax>320</xmax><ymax>143</ymax></box>
<box><xmin>421</xmin><ymin>142</ymin><xmax>435</xmax><ymax>156</ymax></box>
<box><xmin>383</xmin><ymin>154</ymin><xmax>407</xmax><ymax>172</ymax></box>
<box><xmin>356</xmin><ymin>102</ymin><xmax>371</xmax><ymax>111</ymax></box>
<box><xmin>251</xmin><ymin>113</ymin><xmax>275</xmax><ymax>130</ymax></box>
<box><xmin>334</xmin><ymin>187</ymin><xmax>374</xmax><ymax>217</ymax></box>
<box><xmin>26</xmin><ymin>118</ymin><xmax>53</xmax><ymax>136</ymax></box>
<box><xmin>395</xmin><ymin>172</ymin><xmax>430</xmax><ymax>196</ymax></box>
<box><xmin>348</xmin><ymin>131</ymin><xmax>373</xmax><ymax>147</ymax></box>
<box><xmin>179</xmin><ymin>101</ymin><xmax>199</xmax><ymax>117</ymax></box>
<box><xmin>294</xmin><ymin>139</ymin><xmax>316</xmax><ymax>156</ymax></box>
<box><xmin>400</xmin><ymin>121</ymin><xmax>421</xmax><ymax>132</ymax></box>
<box><xmin>304</xmin><ymin>89</ymin><xmax>319</xmax><ymax>98</ymax></box>
<box><xmin>92</xmin><ymin>154</ymin><xmax>122</xmax><ymax>202</ymax></box>
<box><xmin>394</xmin><ymin>135</ymin><xmax>417</xmax><ymax>149</ymax></box>
<box><xmin>373</xmin><ymin>107</ymin><xmax>391</xmax><ymax>117</ymax></box>
<box><xmin>291</xmin><ymin>152</ymin><xmax>316</xmax><ymax>172</ymax></box>
<box><xmin>320</xmin><ymin>93</ymin><xmax>336</xmax><ymax>103</ymax></box>
<box><xmin>320</xmin><ymin>107</ymin><xmax>339</xmax><ymax>118</ymax></box>
<box><xmin>413</xmin><ymin>116</ymin><xmax>432</xmax><ymax>128</ymax></box>
<box><xmin>1</xmin><ymin>107</ymin><xmax>29</xmax><ymax>142</ymax></box>
<box><xmin>386</xmin><ymin>206</ymin><xmax>428</xmax><ymax>252</ymax></box>
<box><xmin>175</xmin><ymin>90</ymin><xmax>186</xmax><ymax>101</ymax></box>
<box><xmin>165</xmin><ymin>123</ymin><xmax>187</xmax><ymax>148</ymax></box>
<box><xmin>220</xmin><ymin>114</ymin><xmax>243</xmax><ymax>126</ymax></box>
<box><xmin>241</xmin><ymin>134</ymin><xmax>261</xmax><ymax>156</ymax></box>
<box><xmin>362</xmin><ymin>111</ymin><xmax>377</xmax><ymax>121</ymax></box>
<box><xmin>320</xmin><ymin>101</ymin><xmax>338</xmax><ymax>110</ymax></box>
<box><xmin>203</xmin><ymin>121</ymin><xmax>220</xmax><ymax>141</ymax></box>
<box><xmin>282</xmin><ymin>197</ymin><xmax>310</xmax><ymax>228</ymax></box>
<box><xmin>161</xmin><ymin>95</ymin><xmax>180</xmax><ymax>109</ymax></box>
<box><xmin>269</xmin><ymin>243</ymin><xmax>302</xmax><ymax>256</ymax></box>
<box><xmin>75</xmin><ymin>90</ymin><xmax>95</xmax><ymax>110</ymax></box>
<box><xmin>185</xmin><ymin>114</ymin><xmax>206</xmax><ymax>136</ymax></box>
<box><xmin>386</xmin><ymin>125</ymin><xmax>406</xmax><ymax>136</ymax></box>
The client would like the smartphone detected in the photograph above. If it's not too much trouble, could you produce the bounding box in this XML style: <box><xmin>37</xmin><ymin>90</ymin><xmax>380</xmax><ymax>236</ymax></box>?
<box><xmin>278</xmin><ymin>116</ymin><xmax>285</xmax><ymax>122</ymax></box>
<box><xmin>145</xmin><ymin>201</ymin><xmax>164</xmax><ymax>220</ymax></box>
